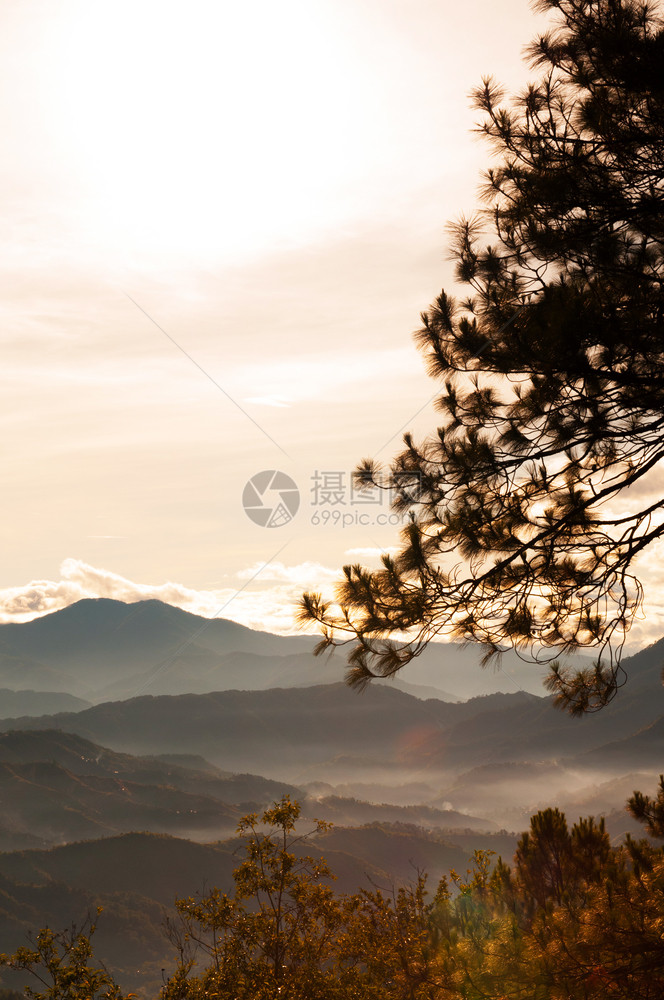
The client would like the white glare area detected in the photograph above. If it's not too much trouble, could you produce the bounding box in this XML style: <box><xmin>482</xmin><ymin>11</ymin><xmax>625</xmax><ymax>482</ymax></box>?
<box><xmin>36</xmin><ymin>0</ymin><xmax>415</xmax><ymax>262</ymax></box>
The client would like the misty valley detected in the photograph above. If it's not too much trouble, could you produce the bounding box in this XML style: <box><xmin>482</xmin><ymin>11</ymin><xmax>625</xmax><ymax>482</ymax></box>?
<box><xmin>0</xmin><ymin>598</ymin><xmax>662</xmax><ymax>995</ymax></box>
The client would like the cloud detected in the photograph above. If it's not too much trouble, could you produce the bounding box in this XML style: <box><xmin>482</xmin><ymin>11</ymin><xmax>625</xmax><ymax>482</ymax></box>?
<box><xmin>0</xmin><ymin>559</ymin><xmax>222</xmax><ymax>623</ymax></box>
<box><xmin>236</xmin><ymin>559</ymin><xmax>339</xmax><ymax>589</ymax></box>
<box><xmin>0</xmin><ymin>553</ymin><xmax>659</xmax><ymax>655</ymax></box>
<box><xmin>0</xmin><ymin>557</ymin><xmax>335</xmax><ymax>635</ymax></box>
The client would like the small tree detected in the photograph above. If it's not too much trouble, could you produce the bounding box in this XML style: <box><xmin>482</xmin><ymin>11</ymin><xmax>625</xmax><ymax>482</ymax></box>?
<box><xmin>161</xmin><ymin>796</ymin><xmax>452</xmax><ymax>1000</ymax></box>
<box><xmin>0</xmin><ymin>912</ymin><xmax>131</xmax><ymax>1000</ymax></box>
<box><xmin>161</xmin><ymin>796</ymin><xmax>353</xmax><ymax>999</ymax></box>
<box><xmin>300</xmin><ymin>0</ymin><xmax>664</xmax><ymax>713</ymax></box>
<box><xmin>441</xmin><ymin>796</ymin><xmax>664</xmax><ymax>999</ymax></box>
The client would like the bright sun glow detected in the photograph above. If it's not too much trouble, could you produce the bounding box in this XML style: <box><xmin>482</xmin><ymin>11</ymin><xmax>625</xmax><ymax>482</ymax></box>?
<box><xmin>39</xmin><ymin>0</ymin><xmax>396</xmax><ymax>263</ymax></box>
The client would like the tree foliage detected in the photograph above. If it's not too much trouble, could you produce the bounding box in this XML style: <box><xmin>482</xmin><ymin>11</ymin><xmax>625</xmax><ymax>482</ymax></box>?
<box><xmin>6</xmin><ymin>789</ymin><xmax>664</xmax><ymax>998</ymax></box>
<box><xmin>440</xmin><ymin>800</ymin><xmax>664</xmax><ymax>1000</ymax></box>
<box><xmin>0</xmin><ymin>912</ymin><xmax>132</xmax><ymax>1000</ymax></box>
<box><xmin>299</xmin><ymin>0</ymin><xmax>664</xmax><ymax>713</ymax></box>
<box><xmin>160</xmin><ymin>792</ymin><xmax>664</xmax><ymax>1000</ymax></box>
<box><xmin>161</xmin><ymin>796</ymin><xmax>346</xmax><ymax>999</ymax></box>
<box><xmin>160</xmin><ymin>795</ymin><xmax>449</xmax><ymax>999</ymax></box>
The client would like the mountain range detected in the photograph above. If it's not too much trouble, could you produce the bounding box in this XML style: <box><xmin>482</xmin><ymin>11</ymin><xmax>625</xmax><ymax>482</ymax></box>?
<box><xmin>0</xmin><ymin>599</ymin><xmax>662</xmax><ymax>819</ymax></box>
<box><xmin>3</xmin><ymin>659</ymin><xmax>663</xmax><ymax>784</ymax></box>
<box><xmin>0</xmin><ymin>597</ymin><xmax>590</xmax><ymax>703</ymax></box>
<box><xmin>0</xmin><ymin>597</ymin><xmax>663</xmax><ymax>997</ymax></box>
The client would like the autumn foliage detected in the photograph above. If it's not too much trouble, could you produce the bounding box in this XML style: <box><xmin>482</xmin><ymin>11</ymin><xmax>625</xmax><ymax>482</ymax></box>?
<box><xmin>4</xmin><ymin>789</ymin><xmax>664</xmax><ymax>999</ymax></box>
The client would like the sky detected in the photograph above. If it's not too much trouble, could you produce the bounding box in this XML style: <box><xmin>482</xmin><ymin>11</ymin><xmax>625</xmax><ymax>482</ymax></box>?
<box><xmin>2</xmin><ymin>0</ymin><xmax>663</xmax><ymax>652</ymax></box>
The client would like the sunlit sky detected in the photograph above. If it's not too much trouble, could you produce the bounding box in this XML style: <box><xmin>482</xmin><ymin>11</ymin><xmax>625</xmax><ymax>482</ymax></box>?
<box><xmin>2</xmin><ymin>0</ymin><xmax>663</xmax><ymax>652</ymax></box>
